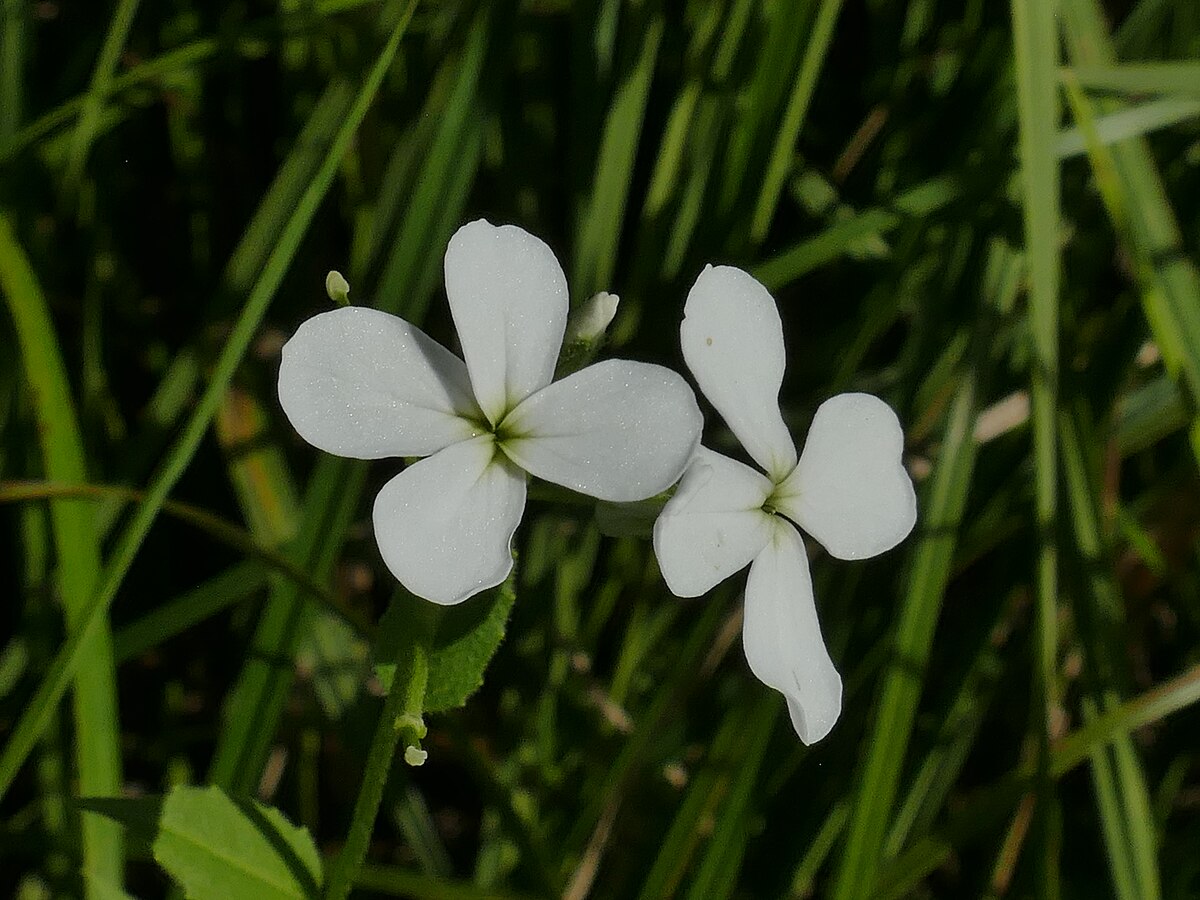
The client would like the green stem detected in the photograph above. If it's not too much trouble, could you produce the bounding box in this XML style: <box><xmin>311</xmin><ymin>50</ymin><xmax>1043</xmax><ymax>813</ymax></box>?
<box><xmin>322</xmin><ymin>595</ymin><xmax>437</xmax><ymax>900</ymax></box>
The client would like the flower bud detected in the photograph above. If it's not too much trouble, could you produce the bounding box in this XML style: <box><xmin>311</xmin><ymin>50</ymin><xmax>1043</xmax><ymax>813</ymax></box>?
<box><xmin>565</xmin><ymin>291</ymin><xmax>619</xmax><ymax>345</ymax></box>
<box><xmin>325</xmin><ymin>270</ymin><xmax>351</xmax><ymax>306</ymax></box>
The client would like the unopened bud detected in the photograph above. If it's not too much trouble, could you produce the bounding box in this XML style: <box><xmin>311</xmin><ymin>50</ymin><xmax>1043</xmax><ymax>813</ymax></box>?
<box><xmin>404</xmin><ymin>746</ymin><xmax>428</xmax><ymax>767</ymax></box>
<box><xmin>325</xmin><ymin>270</ymin><xmax>351</xmax><ymax>306</ymax></box>
<box><xmin>565</xmin><ymin>291</ymin><xmax>619</xmax><ymax>345</ymax></box>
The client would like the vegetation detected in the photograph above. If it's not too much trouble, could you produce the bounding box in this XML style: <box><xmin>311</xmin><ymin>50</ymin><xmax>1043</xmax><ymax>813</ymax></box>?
<box><xmin>1</xmin><ymin>0</ymin><xmax>1199</xmax><ymax>897</ymax></box>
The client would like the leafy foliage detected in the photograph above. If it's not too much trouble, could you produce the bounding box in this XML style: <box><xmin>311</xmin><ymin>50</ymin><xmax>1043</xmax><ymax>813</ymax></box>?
<box><xmin>82</xmin><ymin>786</ymin><xmax>322</xmax><ymax>900</ymax></box>
<box><xmin>3</xmin><ymin>0</ymin><xmax>1200</xmax><ymax>898</ymax></box>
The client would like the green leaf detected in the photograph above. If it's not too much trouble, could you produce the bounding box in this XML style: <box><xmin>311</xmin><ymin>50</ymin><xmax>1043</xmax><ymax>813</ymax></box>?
<box><xmin>85</xmin><ymin>786</ymin><xmax>322</xmax><ymax>900</ymax></box>
<box><xmin>376</xmin><ymin>570</ymin><xmax>516</xmax><ymax>714</ymax></box>
<box><xmin>1066</xmin><ymin>62</ymin><xmax>1200</xmax><ymax>97</ymax></box>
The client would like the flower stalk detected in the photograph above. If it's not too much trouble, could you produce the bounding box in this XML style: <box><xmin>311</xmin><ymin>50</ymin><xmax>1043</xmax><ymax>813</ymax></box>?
<box><xmin>321</xmin><ymin>592</ymin><xmax>437</xmax><ymax>900</ymax></box>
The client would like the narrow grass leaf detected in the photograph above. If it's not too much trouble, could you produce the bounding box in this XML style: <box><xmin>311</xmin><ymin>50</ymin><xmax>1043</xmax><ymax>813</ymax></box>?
<box><xmin>0</xmin><ymin>213</ymin><xmax>125</xmax><ymax>893</ymax></box>
<box><xmin>61</xmin><ymin>0</ymin><xmax>141</xmax><ymax>196</ymax></box>
<box><xmin>1056</xmin><ymin>95</ymin><xmax>1200</xmax><ymax>159</ymax></box>
<box><xmin>573</xmin><ymin>12</ymin><xmax>663</xmax><ymax>298</ymax></box>
<box><xmin>1010</xmin><ymin>0</ymin><xmax>1063</xmax><ymax>887</ymax></box>
<box><xmin>750</xmin><ymin>0</ymin><xmax>845</xmax><ymax>243</ymax></box>
<box><xmin>1067</xmin><ymin>62</ymin><xmax>1200</xmax><ymax>96</ymax></box>
<box><xmin>831</xmin><ymin>373</ymin><xmax>978</xmax><ymax>900</ymax></box>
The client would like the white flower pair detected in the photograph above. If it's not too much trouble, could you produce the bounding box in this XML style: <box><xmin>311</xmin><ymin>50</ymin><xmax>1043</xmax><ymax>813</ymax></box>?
<box><xmin>277</xmin><ymin>221</ymin><xmax>916</xmax><ymax>744</ymax></box>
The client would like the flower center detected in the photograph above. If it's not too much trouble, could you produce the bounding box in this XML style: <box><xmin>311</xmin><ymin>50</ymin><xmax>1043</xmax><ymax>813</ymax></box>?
<box><xmin>762</xmin><ymin>473</ymin><xmax>799</xmax><ymax>520</ymax></box>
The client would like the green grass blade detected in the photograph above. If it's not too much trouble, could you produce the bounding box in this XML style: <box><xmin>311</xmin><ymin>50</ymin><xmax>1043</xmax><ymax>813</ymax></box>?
<box><xmin>0</xmin><ymin>6</ymin><xmax>412</xmax><ymax>805</ymax></box>
<box><xmin>1060</xmin><ymin>410</ymin><xmax>1160</xmax><ymax>900</ymax></box>
<box><xmin>750</xmin><ymin>0</ymin><xmax>845</xmax><ymax>243</ymax></box>
<box><xmin>1056</xmin><ymin>95</ymin><xmax>1200</xmax><ymax>158</ymax></box>
<box><xmin>831</xmin><ymin>373</ymin><xmax>979</xmax><ymax>900</ymax></box>
<box><xmin>1052</xmin><ymin>665</ymin><xmax>1200</xmax><ymax>777</ymax></box>
<box><xmin>61</xmin><ymin>0</ymin><xmax>141</xmax><ymax>198</ymax></box>
<box><xmin>751</xmin><ymin>175</ymin><xmax>960</xmax><ymax>291</ymax></box>
<box><xmin>874</xmin><ymin>660</ymin><xmax>1200</xmax><ymax>897</ymax></box>
<box><xmin>0</xmin><ymin>213</ymin><xmax>125</xmax><ymax>894</ymax></box>
<box><xmin>0</xmin><ymin>0</ymin><xmax>23</xmax><ymax>141</ymax></box>
<box><xmin>1010</xmin><ymin>0</ymin><xmax>1062</xmax><ymax>891</ymax></box>
<box><xmin>683</xmin><ymin>694</ymin><xmax>778</xmax><ymax>899</ymax></box>
<box><xmin>1067</xmin><ymin>62</ymin><xmax>1200</xmax><ymax>96</ymax></box>
<box><xmin>113</xmin><ymin>562</ymin><xmax>268</xmax><ymax>664</ymax></box>
<box><xmin>1060</xmin><ymin>0</ymin><xmax>1200</xmax><ymax>463</ymax></box>
<box><xmin>573</xmin><ymin>11</ymin><xmax>663</xmax><ymax>299</ymax></box>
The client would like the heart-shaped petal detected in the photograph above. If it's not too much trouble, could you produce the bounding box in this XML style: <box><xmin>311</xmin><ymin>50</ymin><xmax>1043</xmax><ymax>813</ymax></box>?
<box><xmin>653</xmin><ymin>448</ymin><xmax>774</xmax><ymax>598</ymax></box>
<box><xmin>278</xmin><ymin>306</ymin><xmax>483</xmax><ymax>459</ymax></box>
<box><xmin>774</xmin><ymin>392</ymin><xmax>916</xmax><ymax>561</ymax></box>
<box><xmin>372</xmin><ymin>436</ymin><xmax>526</xmax><ymax>605</ymax></box>
<box><xmin>444</xmin><ymin>220</ymin><xmax>569</xmax><ymax>425</ymax></box>
<box><xmin>680</xmin><ymin>265</ymin><xmax>797</xmax><ymax>482</ymax></box>
<box><xmin>501</xmin><ymin>359</ymin><xmax>702</xmax><ymax>502</ymax></box>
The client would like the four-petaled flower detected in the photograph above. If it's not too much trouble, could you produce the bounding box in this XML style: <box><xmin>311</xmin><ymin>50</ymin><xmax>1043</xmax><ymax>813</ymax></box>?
<box><xmin>278</xmin><ymin>220</ymin><xmax>702</xmax><ymax>605</ymax></box>
<box><xmin>653</xmin><ymin>266</ymin><xmax>917</xmax><ymax>744</ymax></box>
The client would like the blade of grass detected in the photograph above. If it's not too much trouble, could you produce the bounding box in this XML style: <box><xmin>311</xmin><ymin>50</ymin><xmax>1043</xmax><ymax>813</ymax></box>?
<box><xmin>752</xmin><ymin>175</ymin><xmax>960</xmax><ymax>291</ymax></box>
<box><xmin>750</xmin><ymin>0</ymin><xmax>845</xmax><ymax>243</ymax></box>
<box><xmin>716</xmin><ymin>0</ymin><xmax>811</xmax><ymax>219</ymax></box>
<box><xmin>573</xmin><ymin>9</ymin><xmax>663</xmax><ymax>299</ymax></box>
<box><xmin>1060</xmin><ymin>409</ymin><xmax>1159</xmax><ymax>900</ymax></box>
<box><xmin>1010</xmin><ymin>0</ymin><xmax>1062</xmax><ymax>893</ymax></box>
<box><xmin>61</xmin><ymin>0</ymin><xmax>141</xmax><ymax>198</ymax></box>
<box><xmin>1055</xmin><ymin>95</ymin><xmax>1200</xmax><ymax>159</ymax></box>
<box><xmin>1051</xmin><ymin>661</ymin><xmax>1200</xmax><ymax>776</ymax></box>
<box><xmin>1060</xmin><ymin>0</ymin><xmax>1200</xmax><ymax>462</ymax></box>
<box><xmin>0</xmin><ymin>213</ymin><xmax>125</xmax><ymax>895</ymax></box>
<box><xmin>830</xmin><ymin>371</ymin><xmax>979</xmax><ymax>900</ymax></box>
<box><xmin>0</xmin><ymin>481</ymin><xmax>357</xmax><ymax>634</ymax></box>
<box><xmin>0</xmin><ymin>6</ymin><xmax>412</xmax><ymax>804</ymax></box>
<box><xmin>872</xmin><ymin>659</ymin><xmax>1200</xmax><ymax>898</ymax></box>
<box><xmin>1066</xmin><ymin>62</ymin><xmax>1200</xmax><ymax>96</ymax></box>
<box><xmin>0</xmin><ymin>0</ymin><xmax>23</xmax><ymax>141</ymax></box>
<box><xmin>113</xmin><ymin>561</ymin><xmax>268</xmax><ymax>663</ymax></box>
<box><xmin>683</xmin><ymin>694</ymin><xmax>779</xmax><ymax>900</ymax></box>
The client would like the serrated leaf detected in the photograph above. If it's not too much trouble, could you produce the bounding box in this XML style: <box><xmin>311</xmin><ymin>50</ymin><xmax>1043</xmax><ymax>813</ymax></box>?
<box><xmin>86</xmin><ymin>786</ymin><xmax>322</xmax><ymax>899</ymax></box>
<box><xmin>376</xmin><ymin>570</ymin><xmax>516</xmax><ymax>714</ymax></box>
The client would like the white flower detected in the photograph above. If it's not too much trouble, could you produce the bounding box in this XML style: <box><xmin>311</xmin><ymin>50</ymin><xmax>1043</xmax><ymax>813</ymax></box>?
<box><xmin>653</xmin><ymin>265</ymin><xmax>917</xmax><ymax>744</ymax></box>
<box><xmin>279</xmin><ymin>220</ymin><xmax>703</xmax><ymax>605</ymax></box>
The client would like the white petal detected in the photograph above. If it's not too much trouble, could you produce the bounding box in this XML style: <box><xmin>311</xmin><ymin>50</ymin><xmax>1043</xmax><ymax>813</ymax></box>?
<box><xmin>681</xmin><ymin>265</ymin><xmax>797</xmax><ymax>481</ymax></box>
<box><xmin>501</xmin><ymin>359</ymin><xmax>703</xmax><ymax>502</ymax></box>
<box><xmin>278</xmin><ymin>306</ymin><xmax>482</xmax><ymax>459</ymax></box>
<box><xmin>372</xmin><ymin>436</ymin><xmax>526</xmax><ymax>605</ymax></box>
<box><xmin>742</xmin><ymin>520</ymin><xmax>842</xmax><ymax>745</ymax></box>
<box><xmin>774</xmin><ymin>393</ymin><xmax>917</xmax><ymax>561</ymax></box>
<box><xmin>444</xmin><ymin>220</ymin><xmax>569</xmax><ymax>425</ymax></box>
<box><xmin>652</xmin><ymin>449</ymin><xmax>774</xmax><ymax>597</ymax></box>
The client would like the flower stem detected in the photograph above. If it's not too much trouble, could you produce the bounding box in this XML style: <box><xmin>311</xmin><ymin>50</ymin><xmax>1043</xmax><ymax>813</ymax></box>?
<box><xmin>322</xmin><ymin>593</ymin><xmax>438</xmax><ymax>900</ymax></box>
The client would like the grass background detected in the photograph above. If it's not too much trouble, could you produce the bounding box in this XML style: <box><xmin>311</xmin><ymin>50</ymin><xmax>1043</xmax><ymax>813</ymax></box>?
<box><xmin>2</xmin><ymin>0</ymin><xmax>1200</xmax><ymax>897</ymax></box>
